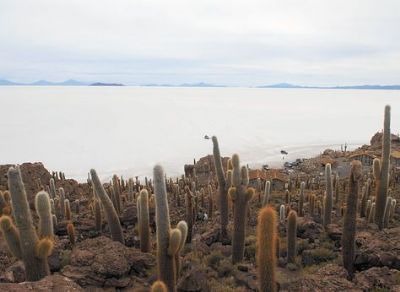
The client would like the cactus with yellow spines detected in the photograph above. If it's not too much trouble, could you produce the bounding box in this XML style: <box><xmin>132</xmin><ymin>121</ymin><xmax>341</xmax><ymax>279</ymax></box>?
<box><xmin>67</xmin><ymin>222</ymin><xmax>76</xmax><ymax>245</ymax></box>
<box><xmin>151</xmin><ymin>281</ymin><xmax>168</xmax><ymax>292</ymax></box>
<box><xmin>324</xmin><ymin>163</ymin><xmax>333</xmax><ymax>228</ymax></box>
<box><xmin>35</xmin><ymin>191</ymin><xmax>54</xmax><ymax>239</ymax></box>
<box><xmin>342</xmin><ymin>160</ymin><xmax>362</xmax><ymax>279</ymax></box>
<box><xmin>257</xmin><ymin>206</ymin><xmax>277</xmax><ymax>292</ymax></box>
<box><xmin>0</xmin><ymin>167</ymin><xmax>53</xmax><ymax>281</ymax></box>
<box><xmin>211</xmin><ymin>136</ymin><xmax>229</xmax><ymax>239</ymax></box>
<box><xmin>299</xmin><ymin>182</ymin><xmax>305</xmax><ymax>217</ymax></box>
<box><xmin>137</xmin><ymin>189</ymin><xmax>151</xmax><ymax>252</ymax></box>
<box><xmin>374</xmin><ymin>105</ymin><xmax>391</xmax><ymax>229</ymax></box>
<box><xmin>90</xmin><ymin>169</ymin><xmax>124</xmax><ymax>244</ymax></box>
<box><xmin>175</xmin><ymin>221</ymin><xmax>188</xmax><ymax>279</ymax></box>
<box><xmin>154</xmin><ymin>164</ymin><xmax>187</xmax><ymax>292</ymax></box>
<box><xmin>262</xmin><ymin>181</ymin><xmax>271</xmax><ymax>207</ymax></box>
<box><xmin>229</xmin><ymin>154</ymin><xmax>254</xmax><ymax>264</ymax></box>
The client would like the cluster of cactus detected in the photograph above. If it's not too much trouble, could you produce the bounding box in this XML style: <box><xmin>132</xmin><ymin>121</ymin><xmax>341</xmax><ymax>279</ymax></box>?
<box><xmin>0</xmin><ymin>167</ymin><xmax>53</xmax><ymax>281</ymax></box>
<box><xmin>374</xmin><ymin>105</ymin><xmax>391</xmax><ymax>229</ymax></box>
<box><xmin>342</xmin><ymin>160</ymin><xmax>362</xmax><ymax>279</ymax></box>
<box><xmin>91</xmin><ymin>169</ymin><xmax>124</xmax><ymax>244</ymax></box>
<box><xmin>0</xmin><ymin>191</ymin><xmax>11</xmax><ymax>216</ymax></box>
<box><xmin>153</xmin><ymin>165</ymin><xmax>188</xmax><ymax>292</ymax></box>
<box><xmin>229</xmin><ymin>154</ymin><xmax>254</xmax><ymax>264</ymax></box>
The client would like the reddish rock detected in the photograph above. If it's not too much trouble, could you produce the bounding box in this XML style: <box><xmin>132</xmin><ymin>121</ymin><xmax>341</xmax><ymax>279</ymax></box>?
<box><xmin>0</xmin><ymin>275</ymin><xmax>83</xmax><ymax>291</ymax></box>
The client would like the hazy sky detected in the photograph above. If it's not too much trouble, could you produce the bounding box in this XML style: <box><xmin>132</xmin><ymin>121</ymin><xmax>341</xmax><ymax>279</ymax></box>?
<box><xmin>1</xmin><ymin>0</ymin><xmax>399</xmax><ymax>86</ymax></box>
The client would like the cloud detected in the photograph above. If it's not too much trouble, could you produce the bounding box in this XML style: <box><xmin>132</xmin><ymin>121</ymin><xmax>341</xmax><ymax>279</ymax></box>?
<box><xmin>0</xmin><ymin>0</ymin><xmax>399</xmax><ymax>85</ymax></box>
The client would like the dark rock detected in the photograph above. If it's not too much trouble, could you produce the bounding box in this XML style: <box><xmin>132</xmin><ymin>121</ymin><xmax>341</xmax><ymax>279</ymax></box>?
<box><xmin>0</xmin><ymin>275</ymin><xmax>83</xmax><ymax>291</ymax></box>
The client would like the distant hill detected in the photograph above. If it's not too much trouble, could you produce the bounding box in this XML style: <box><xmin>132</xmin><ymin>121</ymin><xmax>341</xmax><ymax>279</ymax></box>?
<box><xmin>90</xmin><ymin>82</ymin><xmax>124</xmax><ymax>86</ymax></box>
<box><xmin>0</xmin><ymin>79</ymin><xmax>88</xmax><ymax>86</ymax></box>
<box><xmin>142</xmin><ymin>82</ymin><xmax>225</xmax><ymax>87</ymax></box>
<box><xmin>258</xmin><ymin>83</ymin><xmax>400</xmax><ymax>90</ymax></box>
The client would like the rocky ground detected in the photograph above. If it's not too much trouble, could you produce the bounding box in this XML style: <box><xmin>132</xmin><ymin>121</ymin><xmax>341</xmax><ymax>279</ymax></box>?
<box><xmin>0</xmin><ymin>147</ymin><xmax>399</xmax><ymax>291</ymax></box>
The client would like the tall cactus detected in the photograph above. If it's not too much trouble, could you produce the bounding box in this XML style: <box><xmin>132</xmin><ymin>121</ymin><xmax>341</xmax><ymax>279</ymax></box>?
<box><xmin>0</xmin><ymin>167</ymin><xmax>52</xmax><ymax>281</ymax></box>
<box><xmin>324</xmin><ymin>163</ymin><xmax>333</xmax><ymax>227</ymax></box>
<box><xmin>374</xmin><ymin>105</ymin><xmax>391</xmax><ymax>229</ymax></box>
<box><xmin>298</xmin><ymin>182</ymin><xmax>305</xmax><ymax>217</ymax></box>
<box><xmin>230</xmin><ymin>154</ymin><xmax>254</xmax><ymax>264</ymax></box>
<box><xmin>383</xmin><ymin>196</ymin><xmax>393</xmax><ymax>228</ymax></box>
<box><xmin>287</xmin><ymin>210</ymin><xmax>297</xmax><ymax>264</ymax></box>
<box><xmin>211</xmin><ymin>136</ymin><xmax>229</xmax><ymax>239</ymax></box>
<box><xmin>138</xmin><ymin>189</ymin><xmax>151</xmax><ymax>252</ymax></box>
<box><xmin>342</xmin><ymin>160</ymin><xmax>362</xmax><ymax>279</ymax></box>
<box><xmin>208</xmin><ymin>184</ymin><xmax>213</xmax><ymax>219</ymax></box>
<box><xmin>262</xmin><ymin>181</ymin><xmax>271</xmax><ymax>207</ymax></box>
<box><xmin>279</xmin><ymin>204</ymin><xmax>285</xmax><ymax>222</ymax></box>
<box><xmin>35</xmin><ymin>191</ymin><xmax>54</xmax><ymax>239</ymax></box>
<box><xmin>65</xmin><ymin>199</ymin><xmax>71</xmax><ymax>221</ymax></box>
<box><xmin>257</xmin><ymin>206</ymin><xmax>277</xmax><ymax>292</ymax></box>
<box><xmin>94</xmin><ymin>200</ymin><xmax>102</xmax><ymax>232</ymax></box>
<box><xmin>49</xmin><ymin>178</ymin><xmax>56</xmax><ymax>199</ymax></box>
<box><xmin>184</xmin><ymin>186</ymin><xmax>194</xmax><ymax>243</ymax></box>
<box><xmin>90</xmin><ymin>169</ymin><xmax>124</xmax><ymax>244</ymax></box>
<box><xmin>154</xmin><ymin>165</ymin><xmax>185</xmax><ymax>292</ymax></box>
<box><xmin>360</xmin><ymin>184</ymin><xmax>368</xmax><ymax>218</ymax></box>
<box><xmin>59</xmin><ymin>187</ymin><xmax>66</xmax><ymax>219</ymax></box>
<box><xmin>175</xmin><ymin>221</ymin><xmax>188</xmax><ymax>279</ymax></box>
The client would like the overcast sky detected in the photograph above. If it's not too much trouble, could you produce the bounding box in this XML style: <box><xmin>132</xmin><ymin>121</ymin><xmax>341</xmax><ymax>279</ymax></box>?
<box><xmin>1</xmin><ymin>0</ymin><xmax>399</xmax><ymax>86</ymax></box>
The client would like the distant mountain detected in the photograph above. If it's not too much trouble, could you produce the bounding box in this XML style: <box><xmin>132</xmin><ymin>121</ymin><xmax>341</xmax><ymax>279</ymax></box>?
<box><xmin>259</xmin><ymin>83</ymin><xmax>303</xmax><ymax>88</ymax></box>
<box><xmin>0</xmin><ymin>79</ymin><xmax>22</xmax><ymax>85</ymax></box>
<box><xmin>258</xmin><ymin>83</ymin><xmax>400</xmax><ymax>90</ymax></box>
<box><xmin>141</xmin><ymin>82</ymin><xmax>225</xmax><ymax>88</ymax></box>
<box><xmin>90</xmin><ymin>82</ymin><xmax>124</xmax><ymax>86</ymax></box>
<box><xmin>0</xmin><ymin>79</ymin><xmax>88</xmax><ymax>86</ymax></box>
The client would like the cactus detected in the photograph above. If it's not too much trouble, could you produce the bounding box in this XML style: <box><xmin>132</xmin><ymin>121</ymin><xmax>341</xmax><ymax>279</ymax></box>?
<box><xmin>175</xmin><ymin>221</ymin><xmax>188</xmax><ymax>279</ymax></box>
<box><xmin>368</xmin><ymin>202</ymin><xmax>376</xmax><ymax>223</ymax></box>
<box><xmin>211</xmin><ymin>136</ymin><xmax>229</xmax><ymax>239</ymax></box>
<box><xmin>389</xmin><ymin>199</ymin><xmax>396</xmax><ymax>221</ymax></box>
<box><xmin>184</xmin><ymin>186</ymin><xmax>194</xmax><ymax>243</ymax></box>
<box><xmin>287</xmin><ymin>210</ymin><xmax>297</xmax><ymax>264</ymax></box>
<box><xmin>208</xmin><ymin>185</ymin><xmax>213</xmax><ymax>219</ymax></box>
<box><xmin>309</xmin><ymin>194</ymin><xmax>315</xmax><ymax>217</ymax></box>
<box><xmin>279</xmin><ymin>204</ymin><xmax>285</xmax><ymax>222</ymax></box>
<box><xmin>360</xmin><ymin>184</ymin><xmax>368</xmax><ymax>218</ymax></box>
<box><xmin>366</xmin><ymin>199</ymin><xmax>372</xmax><ymax>219</ymax></box>
<box><xmin>229</xmin><ymin>154</ymin><xmax>254</xmax><ymax>264</ymax></box>
<box><xmin>257</xmin><ymin>206</ymin><xmax>277</xmax><ymax>292</ymax></box>
<box><xmin>383</xmin><ymin>196</ymin><xmax>393</xmax><ymax>228</ymax></box>
<box><xmin>52</xmin><ymin>214</ymin><xmax>58</xmax><ymax>233</ymax></box>
<box><xmin>374</xmin><ymin>105</ymin><xmax>391</xmax><ymax>229</ymax></box>
<box><xmin>342</xmin><ymin>160</ymin><xmax>362</xmax><ymax>279</ymax></box>
<box><xmin>334</xmin><ymin>174</ymin><xmax>340</xmax><ymax>207</ymax></box>
<box><xmin>262</xmin><ymin>181</ymin><xmax>271</xmax><ymax>207</ymax></box>
<box><xmin>59</xmin><ymin>187</ymin><xmax>65</xmax><ymax>219</ymax></box>
<box><xmin>138</xmin><ymin>189</ymin><xmax>151</xmax><ymax>252</ymax></box>
<box><xmin>49</xmin><ymin>178</ymin><xmax>56</xmax><ymax>199</ymax></box>
<box><xmin>35</xmin><ymin>191</ymin><xmax>54</xmax><ymax>239</ymax></box>
<box><xmin>298</xmin><ymin>182</ymin><xmax>305</xmax><ymax>216</ymax></box>
<box><xmin>324</xmin><ymin>164</ymin><xmax>333</xmax><ymax>228</ymax></box>
<box><xmin>90</xmin><ymin>169</ymin><xmax>124</xmax><ymax>244</ymax></box>
<box><xmin>65</xmin><ymin>199</ymin><xmax>71</xmax><ymax>221</ymax></box>
<box><xmin>112</xmin><ymin>175</ymin><xmax>121</xmax><ymax>214</ymax></box>
<box><xmin>1</xmin><ymin>167</ymin><xmax>52</xmax><ymax>281</ymax></box>
<box><xmin>67</xmin><ymin>222</ymin><xmax>76</xmax><ymax>245</ymax></box>
<box><xmin>128</xmin><ymin>178</ymin><xmax>134</xmax><ymax>202</ymax></box>
<box><xmin>94</xmin><ymin>199</ymin><xmax>102</xmax><ymax>232</ymax></box>
<box><xmin>151</xmin><ymin>281</ymin><xmax>168</xmax><ymax>292</ymax></box>
<box><xmin>154</xmin><ymin>164</ymin><xmax>185</xmax><ymax>292</ymax></box>
<box><xmin>285</xmin><ymin>190</ymin><xmax>290</xmax><ymax>204</ymax></box>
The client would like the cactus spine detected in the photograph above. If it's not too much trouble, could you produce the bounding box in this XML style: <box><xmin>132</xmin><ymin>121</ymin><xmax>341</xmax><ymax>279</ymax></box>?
<box><xmin>342</xmin><ymin>160</ymin><xmax>362</xmax><ymax>279</ymax></box>
<box><xmin>1</xmin><ymin>167</ymin><xmax>52</xmax><ymax>281</ymax></box>
<box><xmin>35</xmin><ymin>191</ymin><xmax>54</xmax><ymax>239</ymax></box>
<box><xmin>299</xmin><ymin>182</ymin><xmax>305</xmax><ymax>216</ymax></box>
<box><xmin>324</xmin><ymin>163</ymin><xmax>333</xmax><ymax>227</ymax></box>
<box><xmin>138</xmin><ymin>189</ymin><xmax>151</xmax><ymax>252</ymax></box>
<box><xmin>262</xmin><ymin>181</ymin><xmax>271</xmax><ymax>207</ymax></box>
<box><xmin>90</xmin><ymin>169</ymin><xmax>124</xmax><ymax>244</ymax></box>
<box><xmin>287</xmin><ymin>210</ymin><xmax>297</xmax><ymax>264</ymax></box>
<box><xmin>257</xmin><ymin>206</ymin><xmax>277</xmax><ymax>292</ymax></box>
<box><xmin>212</xmin><ymin>136</ymin><xmax>229</xmax><ymax>239</ymax></box>
<box><xmin>230</xmin><ymin>154</ymin><xmax>254</xmax><ymax>264</ymax></box>
<box><xmin>374</xmin><ymin>105</ymin><xmax>391</xmax><ymax>229</ymax></box>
